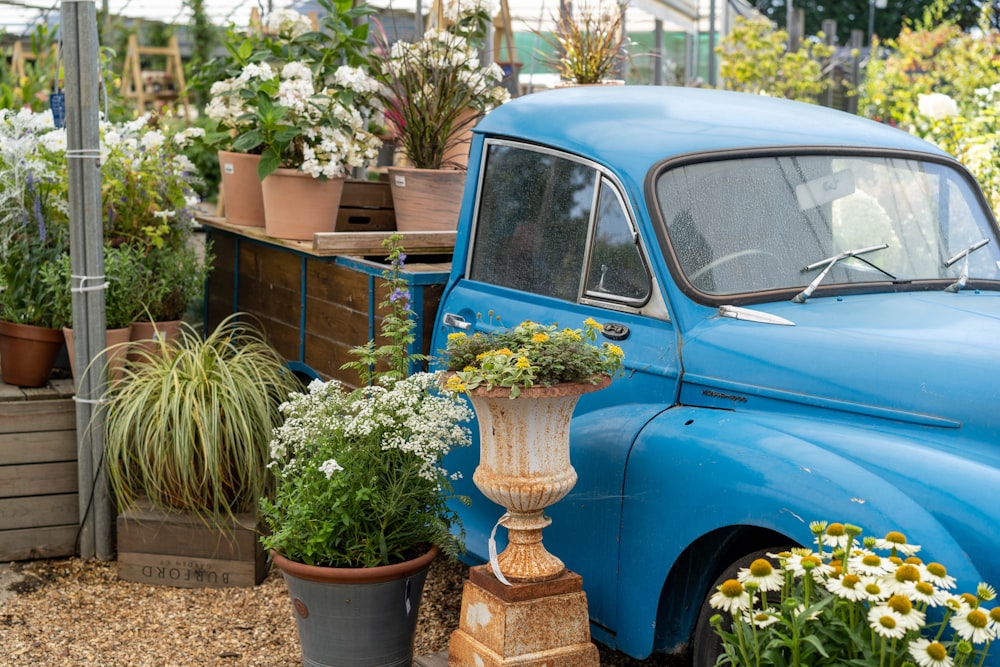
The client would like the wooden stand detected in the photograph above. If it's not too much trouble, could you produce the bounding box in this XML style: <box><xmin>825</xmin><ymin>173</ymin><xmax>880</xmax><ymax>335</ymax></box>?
<box><xmin>119</xmin><ymin>34</ymin><xmax>190</xmax><ymax>118</ymax></box>
<box><xmin>0</xmin><ymin>379</ymin><xmax>78</xmax><ymax>562</ymax></box>
<box><xmin>448</xmin><ymin>565</ymin><xmax>600</xmax><ymax>667</ymax></box>
<box><xmin>117</xmin><ymin>500</ymin><xmax>267</xmax><ymax>588</ymax></box>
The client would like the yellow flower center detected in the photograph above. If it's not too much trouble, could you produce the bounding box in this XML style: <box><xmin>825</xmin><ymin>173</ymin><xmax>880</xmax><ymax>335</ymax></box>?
<box><xmin>720</xmin><ymin>579</ymin><xmax>744</xmax><ymax>597</ymax></box>
<box><xmin>749</xmin><ymin>558</ymin><xmax>774</xmax><ymax>577</ymax></box>
<box><xmin>915</xmin><ymin>582</ymin><xmax>935</xmax><ymax>596</ymax></box>
<box><xmin>926</xmin><ymin>642</ymin><xmax>947</xmax><ymax>661</ymax></box>
<box><xmin>842</xmin><ymin>574</ymin><xmax>861</xmax><ymax>588</ymax></box>
<box><xmin>926</xmin><ymin>562</ymin><xmax>948</xmax><ymax>578</ymax></box>
<box><xmin>889</xmin><ymin>556</ymin><xmax>903</xmax><ymax>566</ymax></box>
<box><xmin>826</xmin><ymin>522</ymin><xmax>846</xmax><ymax>537</ymax></box>
<box><xmin>877</xmin><ymin>615</ymin><xmax>897</xmax><ymax>630</ymax></box>
<box><xmin>447</xmin><ymin>332</ymin><xmax>466</xmax><ymax>341</ymax></box>
<box><xmin>895</xmin><ymin>564</ymin><xmax>921</xmax><ymax>583</ymax></box>
<box><xmin>884</xmin><ymin>531</ymin><xmax>907</xmax><ymax>545</ymax></box>
<box><xmin>888</xmin><ymin>594</ymin><xmax>913</xmax><ymax>615</ymax></box>
<box><xmin>968</xmin><ymin>609</ymin><xmax>988</xmax><ymax>629</ymax></box>
<box><xmin>960</xmin><ymin>593</ymin><xmax>978</xmax><ymax>607</ymax></box>
<box><xmin>801</xmin><ymin>555</ymin><xmax>821</xmax><ymax>569</ymax></box>
<box><xmin>862</xmin><ymin>554</ymin><xmax>882</xmax><ymax>567</ymax></box>
<box><xmin>905</xmin><ymin>556</ymin><xmax>923</xmax><ymax>565</ymax></box>
<box><xmin>990</xmin><ymin>608</ymin><xmax>1000</xmax><ymax>624</ymax></box>
<box><xmin>515</xmin><ymin>356</ymin><xmax>531</xmax><ymax>369</ymax></box>
<box><xmin>865</xmin><ymin>583</ymin><xmax>882</xmax><ymax>595</ymax></box>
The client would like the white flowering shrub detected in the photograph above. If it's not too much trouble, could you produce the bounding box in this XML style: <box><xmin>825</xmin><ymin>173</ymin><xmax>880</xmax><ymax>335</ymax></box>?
<box><xmin>709</xmin><ymin>520</ymin><xmax>999</xmax><ymax>667</ymax></box>
<box><xmin>259</xmin><ymin>373</ymin><xmax>473</xmax><ymax>568</ymax></box>
<box><xmin>260</xmin><ymin>234</ymin><xmax>474</xmax><ymax>568</ymax></box>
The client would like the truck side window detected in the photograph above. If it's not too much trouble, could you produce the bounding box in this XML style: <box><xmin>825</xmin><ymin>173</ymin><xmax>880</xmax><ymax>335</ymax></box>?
<box><xmin>470</xmin><ymin>144</ymin><xmax>593</xmax><ymax>301</ymax></box>
<box><xmin>585</xmin><ymin>179</ymin><xmax>651</xmax><ymax>302</ymax></box>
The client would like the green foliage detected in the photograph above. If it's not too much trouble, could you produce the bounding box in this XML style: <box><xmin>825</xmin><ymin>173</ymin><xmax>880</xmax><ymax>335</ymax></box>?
<box><xmin>858</xmin><ymin>1</ymin><xmax>1000</xmax><ymax>214</ymax></box>
<box><xmin>716</xmin><ymin>15</ymin><xmax>836</xmax><ymax>103</ymax></box>
<box><xmin>710</xmin><ymin>520</ymin><xmax>998</xmax><ymax>667</ymax></box>
<box><xmin>137</xmin><ymin>239</ymin><xmax>214</xmax><ymax>322</ymax></box>
<box><xmin>442</xmin><ymin>315</ymin><xmax>625</xmax><ymax>398</ymax></box>
<box><xmin>534</xmin><ymin>1</ymin><xmax>630</xmax><ymax>84</ymax></box>
<box><xmin>0</xmin><ymin>24</ymin><xmax>60</xmax><ymax>112</ymax></box>
<box><xmin>260</xmin><ymin>234</ymin><xmax>474</xmax><ymax>568</ymax></box>
<box><xmin>342</xmin><ymin>234</ymin><xmax>426</xmax><ymax>384</ymax></box>
<box><xmin>104</xmin><ymin>314</ymin><xmax>299</xmax><ymax>525</ymax></box>
<box><xmin>0</xmin><ymin>227</ymin><xmax>67</xmax><ymax>328</ymax></box>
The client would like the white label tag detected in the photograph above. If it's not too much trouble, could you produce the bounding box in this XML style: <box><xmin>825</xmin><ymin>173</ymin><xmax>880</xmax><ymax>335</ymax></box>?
<box><xmin>223</xmin><ymin>162</ymin><xmax>235</xmax><ymax>174</ymax></box>
<box><xmin>394</xmin><ymin>174</ymin><xmax>406</xmax><ymax>187</ymax></box>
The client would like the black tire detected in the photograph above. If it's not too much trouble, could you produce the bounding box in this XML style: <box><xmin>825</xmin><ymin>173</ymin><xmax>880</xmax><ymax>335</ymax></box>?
<box><xmin>691</xmin><ymin>546</ymin><xmax>791</xmax><ymax>667</ymax></box>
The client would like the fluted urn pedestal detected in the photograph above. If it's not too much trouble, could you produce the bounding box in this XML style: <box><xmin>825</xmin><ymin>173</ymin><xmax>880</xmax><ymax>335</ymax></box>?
<box><xmin>448</xmin><ymin>377</ymin><xmax>610</xmax><ymax>667</ymax></box>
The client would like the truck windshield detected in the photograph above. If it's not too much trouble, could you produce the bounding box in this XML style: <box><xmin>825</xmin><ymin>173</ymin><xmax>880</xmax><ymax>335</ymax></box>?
<box><xmin>655</xmin><ymin>154</ymin><xmax>1000</xmax><ymax>299</ymax></box>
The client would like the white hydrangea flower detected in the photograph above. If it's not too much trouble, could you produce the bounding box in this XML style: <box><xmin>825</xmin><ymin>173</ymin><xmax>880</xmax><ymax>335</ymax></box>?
<box><xmin>918</xmin><ymin>93</ymin><xmax>959</xmax><ymax>121</ymax></box>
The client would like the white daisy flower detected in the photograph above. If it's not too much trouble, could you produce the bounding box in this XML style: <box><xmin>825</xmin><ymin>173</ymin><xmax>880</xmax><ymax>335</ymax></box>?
<box><xmin>827</xmin><ymin>573</ymin><xmax>867</xmax><ymax>601</ymax></box>
<box><xmin>921</xmin><ymin>562</ymin><xmax>957</xmax><ymax>590</ymax></box>
<box><xmin>708</xmin><ymin>579</ymin><xmax>750</xmax><ymax>614</ymax></box>
<box><xmin>868</xmin><ymin>605</ymin><xmax>908</xmax><ymax>639</ymax></box>
<box><xmin>909</xmin><ymin>638</ymin><xmax>954</xmax><ymax>667</ymax></box>
<box><xmin>875</xmin><ymin>531</ymin><xmax>921</xmax><ymax>556</ymax></box>
<box><xmin>950</xmin><ymin>606</ymin><xmax>992</xmax><ymax>644</ymax></box>
<box><xmin>737</xmin><ymin>558</ymin><xmax>784</xmax><ymax>592</ymax></box>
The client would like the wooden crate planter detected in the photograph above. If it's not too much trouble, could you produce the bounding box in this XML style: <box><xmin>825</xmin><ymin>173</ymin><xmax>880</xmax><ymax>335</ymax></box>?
<box><xmin>0</xmin><ymin>378</ymin><xmax>78</xmax><ymax>562</ymax></box>
<box><xmin>201</xmin><ymin>218</ymin><xmax>451</xmax><ymax>386</ymax></box>
<box><xmin>336</xmin><ymin>180</ymin><xmax>396</xmax><ymax>232</ymax></box>
<box><xmin>117</xmin><ymin>500</ymin><xmax>267</xmax><ymax>588</ymax></box>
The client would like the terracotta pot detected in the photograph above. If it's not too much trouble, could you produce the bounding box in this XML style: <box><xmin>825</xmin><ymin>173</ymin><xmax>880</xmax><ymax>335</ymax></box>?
<box><xmin>261</xmin><ymin>168</ymin><xmax>345</xmax><ymax>241</ymax></box>
<box><xmin>441</xmin><ymin>107</ymin><xmax>481</xmax><ymax>170</ymax></box>
<box><xmin>0</xmin><ymin>321</ymin><xmax>65</xmax><ymax>388</ymax></box>
<box><xmin>128</xmin><ymin>320</ymin><xmax>183</xmax><ymax>363</ymax></box>
<box><xmin>271</xmin><ymin>546</ymin><xmax>437</xmax><ymax>667</ymax></box>
<box><xmin>467</xmin><ymin>376</ymin><xmax>612</xmax><ymax>583</ymax></box>
<box><xmin>217</xmin><ymin>151</ymin><xmax>265</xmax><ymax>227</ymax></box>
<box><xmin>64</xmin><ymin>326</ymin><xmax>132</xmax><ymax>386</ymax></box>
<box><xmin>387</xmin><ymin>167</ymin><xmax>465</xmax><ymax>232</ymax></box>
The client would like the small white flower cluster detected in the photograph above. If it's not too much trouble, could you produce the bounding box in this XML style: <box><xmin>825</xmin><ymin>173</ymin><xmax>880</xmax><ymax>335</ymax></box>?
<box><xmin>264</xmin><ymin>8</ymin><xmax>314</xmax><ymax>40</ymax></box>
<box><xmin>268</xmin><ymin>372</ymin><xmax>473</xmax><ymax>483</ymax></box>
<box><xmin>206</xmin><ymin>62</ymin><xmax>277</xmax><ymax>131</ymax></box>
<box><xmin>443</xmin><ymin>0</ymin><xmax>499</xmax><ymax>23</ymax></box>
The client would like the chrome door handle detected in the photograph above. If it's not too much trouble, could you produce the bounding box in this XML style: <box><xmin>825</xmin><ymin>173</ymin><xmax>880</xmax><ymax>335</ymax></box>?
<box><xmin>442</xmin><ymin>313</ymin><xmax>471</xmax><ymax>330</ymax></box>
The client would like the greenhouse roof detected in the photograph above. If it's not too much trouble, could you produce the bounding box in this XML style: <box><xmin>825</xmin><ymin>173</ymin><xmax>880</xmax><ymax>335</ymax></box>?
<box><xmin>1</xmin><ymin>0</ymin><xmax>744</xmax><ymax>38</ymax></box>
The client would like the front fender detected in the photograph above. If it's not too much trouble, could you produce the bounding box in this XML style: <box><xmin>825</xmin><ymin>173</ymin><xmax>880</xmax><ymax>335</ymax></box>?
<box><xmin>613</xmin><ymin>406</ymin><xmax>992</xmax><ymax>659</ymax></box>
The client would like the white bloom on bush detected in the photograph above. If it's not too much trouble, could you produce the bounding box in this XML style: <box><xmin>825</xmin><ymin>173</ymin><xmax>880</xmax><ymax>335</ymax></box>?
<box><xmin>319</xmin><ymin>459</ymin><xmax>343</xmax><ymax>478</ymax></box>
<box><xmin>918</xmin><ymin>93</ymin><xmax>959</xmax><ymax>121</ymax></box>
<box><xmin>281</xmin><ymin>61</ymin><xmax>312</xmax><ymax>81</ymax></box>
<box><xmin>265</xmin><ymin>8</ymin><xmax>313</xmax><ymax>39</ymax></box>
<box><xmin>140</xmin><ymin>129</ymin><xmax>166</xmax><ymax>150</ymax></box>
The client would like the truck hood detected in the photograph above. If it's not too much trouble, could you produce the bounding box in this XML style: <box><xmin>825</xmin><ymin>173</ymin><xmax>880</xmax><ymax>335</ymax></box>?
<box><xmin>679</xmin><ymin>290</ymin><xmax>1000</xmax><ymax>442</ymax></box>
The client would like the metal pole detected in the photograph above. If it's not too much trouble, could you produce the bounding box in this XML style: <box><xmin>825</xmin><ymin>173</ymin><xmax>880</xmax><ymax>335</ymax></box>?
<box><xmin>868</xmin><ymin>0</ymin><xmax>875</xmax><ymax>46</ymax></box>
<box><xmin>62</xmin><ymin>0</ymin><xmax>113</xmax><ymax>561</ymax></box>
<box><xmin>707</xmin><ymin>0</ymin><xmax>717</xmax><ymax>87</ymax></box>
<box><xmin>652</xmin><ymin>18</ymin><xmax>663</xmax><ymax>86</ymax></box>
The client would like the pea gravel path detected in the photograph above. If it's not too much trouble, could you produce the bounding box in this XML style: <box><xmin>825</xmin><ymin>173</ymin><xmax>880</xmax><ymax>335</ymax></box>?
<box><xmin>0</xmin><ymin>556</ymin><xmax>688</xmax><ymax>666</ymax></box>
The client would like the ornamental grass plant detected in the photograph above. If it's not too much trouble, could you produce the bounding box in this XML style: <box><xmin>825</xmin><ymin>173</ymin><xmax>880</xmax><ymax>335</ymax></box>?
<box><xmin>104</xmin><ymin>314</ymin><xmax>300</xmax><ymax>525</ymax></box>
<box><xmin>259</xmin><ymin>235</ymin><xmax>473</xmax><ymax>568</ymax></box>
<box><xmin>536</xmin><ymin>0</ymin><xmax>629</xmax><ymax>85</ymax></box>
<box><xmin>442</xmin><ymin>315</ymin><xmax>624</xmax><ymax>398</ymax></box>
<box><xmin>708</xmin><ymin>520</ymin><xmax>999</xmax><ymax>667</ymax></box>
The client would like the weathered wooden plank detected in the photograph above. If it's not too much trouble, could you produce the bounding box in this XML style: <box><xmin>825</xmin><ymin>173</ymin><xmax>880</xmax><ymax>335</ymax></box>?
<box><xmin>117</xmin><ymin>550</ymin><xmax>267</xmax><ymax>588</ymax></box>
<box><xmin>0</xmin><ymin>493</ymin><xmax>77</xmax><ymax>530</ymax></box>
<box><xmin>0</xmin><ymin>462</ymin><xmax>78</xmax><ymax>499</ymax></box>
<box><xmin>0</xmin><ymin>429</ymin><xmax>75</xmax><ymax>465</ymax></box>
<box><xmin>117</xmin><ymin>507</ymin><xmax>260</xmax><ymax>561</ymax></box>
<box><xmin>340</xmin><ymin>180</ymin><xmax>393</xmax><ymax>209</ymax></box>
<box><xmin>0</xmin><ymin>399</ymin><xmax>75</xmax><ymax>433</ymax></box>
<box><xmin>0</xmin><ymin>524</ymin><xmax>77</xmax><ymax>561</ymax></box>
<box><xmin>313</xmin><ymin>230</ymin><xmax>456</xmax><ymax>256</ymax></box>
<box><xmin>117</xmin><ymin>502</ymin><xmax>267</xmax><ymax>587</ymax></box>
<box><xmin>239</xmin><ymin>240</ymin><xmax>303</xmax><ymax>292</ymax></box>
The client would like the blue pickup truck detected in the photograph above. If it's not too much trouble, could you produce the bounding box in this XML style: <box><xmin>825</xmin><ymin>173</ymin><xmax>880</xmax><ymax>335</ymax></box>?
<box><xmin>429</xmin><ymin>85</ymin><xmax>1000</xmax><ymax>664</ymax></box>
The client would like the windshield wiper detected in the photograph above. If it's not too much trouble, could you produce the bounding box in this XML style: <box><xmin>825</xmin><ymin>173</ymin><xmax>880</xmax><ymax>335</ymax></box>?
<box><xmin>792</xmin><ymin>244</ymin><xmax>890</xmax><ymax>303</ymax></box>
<box><xmin>944</xmin><ymin>238</ymin><xmax>990</xmax><ymax>293</ymax></box>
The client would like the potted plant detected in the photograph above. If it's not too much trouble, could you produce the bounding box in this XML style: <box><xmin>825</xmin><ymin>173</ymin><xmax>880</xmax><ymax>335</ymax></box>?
<box><xmin>374</xmin><ymin>2</ymin><xmax>510</xmax><ymax>231</ymax></box>
<box><xmin>706</xmin><ymin>519</ymin><xmax>998</xmax><ymax>667</ymax></box>
<box><xmin>259</xmin><ymin>235</ymin><xmax>473</xmax><ymax>666</ymax></box>
<box><xmin>129</xmin><ymin>239</ymin><xmax>214</xmax><ymax>359</ymax></box>
<box><xmin>536</xmin><ymin>0</ymin><xmax>629</xmax><ymax>86</ymax></box>
<box><xmin>202</xmin><ymin>1</ymin><xmax>383</xmax><ymax>239</ymax></box>
<box><xmin>441</xmin><ymin>316</ymin><xmax>623</xmax><ymax>583</ymax></box>
<box><xmin>40</xmin><ymin>243</ymin><xmax>149</xmax><ymax>383</ymax></box>
<box><xmin>0</xmin><ymin>107</ymin><xmax>70</xmax><ymax>387</ymax></box>
<box><xmin>103</xmin><ymin>313</ymin><xmax>299</xmax><ymax>585</ymax></box>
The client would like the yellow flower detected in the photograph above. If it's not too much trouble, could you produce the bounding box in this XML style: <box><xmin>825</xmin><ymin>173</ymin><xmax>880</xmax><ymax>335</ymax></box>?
<box><xmin>444</xmin><ymin>375</ymin><xmax>466</xmax><ymax>393</ymax></box>
<box><xmin>516</xmin><ymin>356</ymin><xmax>531</xmax><ymax>369</ymax></box>
<box><xmin>532</xmin><ymin>333</ymin><xmax>549</xmax><ymax>343</ymax></box>
<box><xmin>562</xmin><ymin>328</ymin><xmax>581</xmax><ymax>340</ymax></box>
<box><xmin>607</xmin><ymin>344</ymin><xmax>624</xmax><ymax>358</ymax></box>
<box><xmin>584</xmin><ymin>317</ymin><xmax>602</xmax><ymax>330</ymax></box>
<box><xmin>447</xmin><ymin>332</ymin><xmax>467</xmax><ymax>341</ymax></box>
<box><xmin>495</xmin><ymin>348</ymin><xmax>513</xmax><ymax>356</ymax></box>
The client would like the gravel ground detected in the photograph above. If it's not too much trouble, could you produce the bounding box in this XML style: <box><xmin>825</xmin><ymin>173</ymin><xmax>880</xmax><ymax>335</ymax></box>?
<box><xmin>0</xmin><ymin>556</ymin><xmax>689</xmax><ymax>666</ymax></box>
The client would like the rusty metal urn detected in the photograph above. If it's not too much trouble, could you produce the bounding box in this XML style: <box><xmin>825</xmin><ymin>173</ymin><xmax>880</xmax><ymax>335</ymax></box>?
<box><xmin>468</xmin><ymin>376</ymin><xmax>612</xmax><ymax>583</ymax></box>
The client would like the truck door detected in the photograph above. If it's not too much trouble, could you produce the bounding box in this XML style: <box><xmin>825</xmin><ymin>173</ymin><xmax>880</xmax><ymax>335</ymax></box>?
<box><xmin>436</xmin><ymin>139</ymin><xmax>680</xmax><ymax>634</ymax></box>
